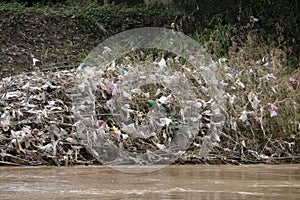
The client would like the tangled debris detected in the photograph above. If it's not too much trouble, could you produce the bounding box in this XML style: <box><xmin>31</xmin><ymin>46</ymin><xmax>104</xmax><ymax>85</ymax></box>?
<box><xmin>0</xmin><ymin>47</ymin><xmax>299</xmax><ymax>166</ymax></box>
<box><xmin>0</xmin><ymin>70</ymin><xmax>98</xmax><ymax>166</ymax></box>
<box><xmin>195</xmin><ymin>45</ymin><xmax>300</xmax><ymax>165</ymax></box>
<box><xmin>72</xmin><ymin>53</ymin><xmax>226</xmax><ymax>166</ymax></box>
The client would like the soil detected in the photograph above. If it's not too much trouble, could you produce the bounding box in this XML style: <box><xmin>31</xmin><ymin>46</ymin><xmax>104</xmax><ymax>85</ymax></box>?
<box><xmin>0</xmin><ymin>4</ymin><xmax>173</xmax><ymax>78</ymax></box>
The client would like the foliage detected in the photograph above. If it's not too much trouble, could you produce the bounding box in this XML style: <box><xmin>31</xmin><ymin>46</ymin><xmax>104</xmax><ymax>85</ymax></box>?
<box><xmin>172</xmin><ymin>0</ymin><xmax>299</xmax><ymax>68</ymax></box>
<box><xmin>0</xmin><ymin>0</ymin><xmax>298</xmax><ymax>68</ymax></box>
<box><xmin>192</xmin><ymin>14</ymin><xmax>238</xmax><ymax>58</ymax></box>
<box><xmin>247</xmin><ymin>0</ymin><xmax>299</xmax><ymax>68</ymax></box>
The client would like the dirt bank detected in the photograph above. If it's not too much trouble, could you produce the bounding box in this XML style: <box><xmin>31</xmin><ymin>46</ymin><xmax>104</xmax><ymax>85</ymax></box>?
<box><xmin>0</xmin><ymin>3</ymin><xmax>173</xmax><ymax>78</ymax></box>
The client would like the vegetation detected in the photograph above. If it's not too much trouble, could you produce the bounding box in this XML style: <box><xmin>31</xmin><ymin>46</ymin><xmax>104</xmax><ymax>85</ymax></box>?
<box><xmin>0</xmin><ymin>0</ymin><xmax>298</xmax><ymax>69</ymax></box>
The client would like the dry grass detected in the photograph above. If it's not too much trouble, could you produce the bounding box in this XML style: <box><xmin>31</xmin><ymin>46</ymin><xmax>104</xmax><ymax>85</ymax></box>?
<box><xmin>218</xmin><ymin>36</ymin><xmax>300</xmax><ymax>158</ymax></box>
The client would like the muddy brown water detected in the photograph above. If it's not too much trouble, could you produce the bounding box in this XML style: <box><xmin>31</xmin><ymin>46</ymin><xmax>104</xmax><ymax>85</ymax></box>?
<box><xmin>0</xmin><ymin>165</ymin><xmax>299</xmax><ymax>200</ymax></box>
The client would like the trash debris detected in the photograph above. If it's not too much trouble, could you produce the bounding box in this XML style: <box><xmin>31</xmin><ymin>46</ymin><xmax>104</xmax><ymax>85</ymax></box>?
<box><xmin>215</xmin><ymin>44</ymin><xmax>300</xmax><ymax>164</ymax></box>
<box><xmin>0</xmin><ymin>70</ymin><xmax>98</xmax><ymax>166</ymax></box>
<box><xmin>248</xmin><ymin>91</ymin><xmax>260</xmax><ymax>109</ymax></box>
<box><xmin>0</xmin><ymin>47</ymin><xmax>299</xmax><ymax>166</ymax></box>
<box><xmin>158</xmin><ymin>57</ymin><xmax>167</xmax><ymax>69</ymax></box>
<box><xmin>289</xmin><ymin>77</ymin><xmax>297</xmax><ymax>85</ymax></box>
<box><xmin>111</xmin><ymin>126</ymin><xmax>119</xmax><ymax>132</ymax></box>
<box><xmin>239</xmin><ymin>110</ymin><xmax>248</xmax><ymax>122</ymax></box>
<box><xmin>245</xmin><ymin>119</ymin><xmax>252</xmax><ymax>126</ymax></box>
<box><xmin>269</xmin><ymin>105</ymin><xmax>278</xmax><ymax>118</ymax></box>
<box><xmin>235</xmin><ymin>79</ymin><xmax>245</xmax><ymax>88</ymax></box>
<box><xmin>1</xmin><ymin>111</ymin><xmax>10</xmax><ymax>131</ymax></box>
<box><xmin>31</xmin><ymin>55</ymin><xmax>40</xmax><ymax>67</ymax></box>
<box><xmin>71</xmin><ymin>43</ymin><xmax>231</xmax><ymax>166</ymax></box>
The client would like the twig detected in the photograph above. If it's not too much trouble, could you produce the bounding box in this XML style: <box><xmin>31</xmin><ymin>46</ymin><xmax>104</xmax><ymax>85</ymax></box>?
<box><xmin>0</xmin><ymin>153</ymin><xmax>31</xmax><ymax>165</ymax></box>
<box><xmin>259</xmin><ymin>134</ymin><xmax>273</xmax><ymax>155</ymax></box>
<box><xmin>220</xmin><ymin>131</ymin><xmax>238</xmax><ymax>144</ymax></box>
<box><xmin>0</xmin><ymin>161</ymin><xmax>23</xmax><ymax>166</ymax></box>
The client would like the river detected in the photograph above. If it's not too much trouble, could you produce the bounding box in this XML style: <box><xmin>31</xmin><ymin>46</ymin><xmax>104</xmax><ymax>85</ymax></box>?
<box><xmin>0</xmin><ymin>165</ymin><xmax>299</xmax><ymax>199</ymax></box>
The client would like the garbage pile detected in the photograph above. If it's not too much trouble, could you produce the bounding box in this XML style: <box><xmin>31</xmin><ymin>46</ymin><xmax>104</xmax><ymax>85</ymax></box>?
<box><xmin>0</xmin><ymin>70</ymin><xmax>98</xmax><ymax>166</ymax></box>
<box><xmin>72</xmin><ymin>56</ymin><xmax>224</xmax><ymax>166</ymax></box>
<box><xmin>0</xmin><ymin>51</ymin><xmax>225</xmax><ymax>166</ymax></box>
<box><xmin>205</xmin><ymin>47</ymin><xmax>300</xmax><ymax>164</ymax></box>
<box><xmin>0</xmin><ymin>49</ymin><xmax>299</xmax><ymax>166</ymax></box>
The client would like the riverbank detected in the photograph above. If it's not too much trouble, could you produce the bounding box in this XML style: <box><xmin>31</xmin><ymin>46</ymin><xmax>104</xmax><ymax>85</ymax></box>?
<box><xmin>0</xmin><ymin>2</ymin><xmax>299</xmax><ymax>166</ymax></box>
